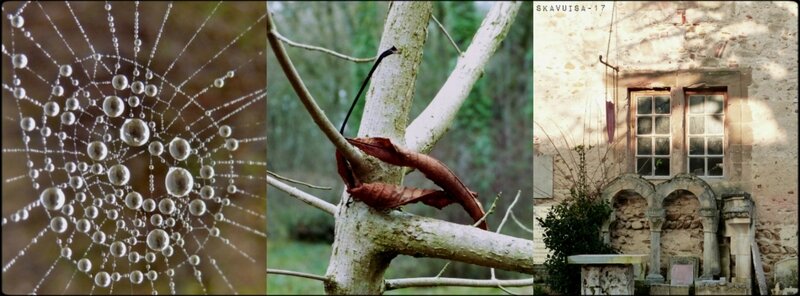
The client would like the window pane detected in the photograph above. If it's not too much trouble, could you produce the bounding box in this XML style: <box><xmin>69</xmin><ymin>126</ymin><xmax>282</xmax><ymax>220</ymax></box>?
<box><xmin>689</xmin><ymin>137</ymin><xmax>704</xmax><ymax>155</ymax></box>
<box><xmin>654</xmin><ymin>96</ymin><xmax>670</xmax><ymax>114</ymax></box>
<box><xmin>655</xmin><ymin>116</ymin><xmax>670</xmax><ymax>134</ymax></box>
<box><xmin>707</xmin><ymin>95</ymin><xmax>724</xmax><ymax>114</ymax></box>
<box><xmin>637</xmin><ymin>137</ymin><xmax>652</xmax><ymax>155</ymax></box>
<box><xmin>708</xmin><ymin>137</ymin><xmax>723</xmax><ymax>155</ymax></box>
<box><xmin>689</xmin><ymin>95</ymin><xmax>705</xmax><ymax>114</ymax></box>
<box><xmin>637</xmin><ymin>96</ymin><xmax>652</xmax><ymax>114</ymax></box>
<box><xmin>637</xmin><ymin>157</ymin><xmax>652</xmax><ymax>176</ymax></box>
<box><xmin>689</xmin><ymin>116</ymin><xmax>704</xmax><ymax>134</ymax></box>
<box><xmin>637</xmin><ymin>117</ymin><xmax>653</xmax><ymax>135</ymax></box>
<box><xmin>654</xmin><ymin>157</ymin><xmax>670</xmax><ymax>176</ymax></box>
<box><xmin>655</xmin><ymin>137</ymin><xmax>670</xmax><ymax>155</ymax></box>
<box><xmin>707</xmin><ymin>114</ymin><xmax>724</xmax><ymax>134</ymax></box>
<box><xmin>689</xmin><ymin>157</ymin><xmax>705</xmax><ymax>175</ymax></box>
<box><xmin>708</xmin><ymin>157</ymin><xmax>723</xmax><ymax>176</ymax></box>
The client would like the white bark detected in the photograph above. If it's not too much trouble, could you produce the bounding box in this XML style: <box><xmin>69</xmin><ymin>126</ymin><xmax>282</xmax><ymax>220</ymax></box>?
<box><xmin>325</xmin><ymin>2</ymin><xmax>432</xmax><ymax>294</ymax></box>
<box><xmin>405</xmin><ymin>2</ymin><xmax>521</xmax><ymax>154</ymax></box>
<box><xmin>266</xmin><ymin>175</ymin><xmax>336</xmax><ymax>215</ymax></box>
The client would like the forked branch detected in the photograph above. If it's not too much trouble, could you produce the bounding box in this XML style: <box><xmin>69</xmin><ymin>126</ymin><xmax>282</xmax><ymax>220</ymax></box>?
<box><xmin>405</xmin><ymin>2</ymin><xmax>521</xmax><ymax>154</ymax></box>
<box><xmin>266</xmin><ymin>8</ymin><xmax>369</xmax><ymax>174</ymax></box>
<box><xmin>266</xmin><ymin>175</ymin><xmax>337</xmax><ymax>215</ymax></box>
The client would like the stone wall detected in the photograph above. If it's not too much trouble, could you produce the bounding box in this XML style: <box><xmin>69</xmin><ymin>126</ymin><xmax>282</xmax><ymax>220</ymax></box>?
<box><xmin>610</xmin><ymin>192</ymin><xmax>650</xmax><ymax>254</ymax></box>
<box><xmin>661</xmin><ymin>192</ymin><xmax>704</xmax><ymax>274</ymax></box>
<box><xmin>533</xmin><ymin>1</ymin><xmax>798</xmax><ymax>285</ymax></box>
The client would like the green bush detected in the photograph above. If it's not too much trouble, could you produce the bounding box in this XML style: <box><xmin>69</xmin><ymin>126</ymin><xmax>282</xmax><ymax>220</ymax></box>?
<box><xmin>535</xmin><ymin>145</ymin><xmax>617</xmax><ymax>295</ymax></box>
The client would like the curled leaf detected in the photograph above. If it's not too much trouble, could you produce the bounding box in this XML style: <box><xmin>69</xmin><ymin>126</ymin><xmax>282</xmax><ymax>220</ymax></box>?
<box><xmin>336</xmin><ymin>137</ymin><xmax>488</xmax><ymax>230</ymax></box>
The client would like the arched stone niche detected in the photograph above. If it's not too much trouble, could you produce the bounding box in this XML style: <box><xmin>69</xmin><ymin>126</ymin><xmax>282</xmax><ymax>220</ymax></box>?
<box><xmin>601</xmin><ymin>173</ymin><xmax>719</xmax><ymax>283</ymax></box>
<box><xmin>655</xmin><ymin>174</ymin><xmax>720</xmax><ymax>280</ymax></box>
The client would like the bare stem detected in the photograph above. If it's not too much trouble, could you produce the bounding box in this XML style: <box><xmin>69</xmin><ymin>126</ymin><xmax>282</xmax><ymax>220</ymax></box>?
<box><xmin>267</xmin><ymin>170</ymin><xmax>332</xmax><ymax>190</ymax></box>
<box><xmin>266</xmin><ymin>7</ymin><xmax>368</xmax><ymax>173</ymax></box>
<box><xmin>266</xmin><ymin>175</ymin><xmax>337</xmax><ymax>215</ymax></box>
<box><xmin>271</xmin><ymin>29</ymin><xmax>376</xmax><ymax>63</ymax></box>
<box><xmin>267</xmin><ymin>268</ymin><xmax>327</xmax><ymax>282</ymax></box>
<box><xmin>385</xmin><ymin>277</ymin><xmax>533</xmax><ymax>290</ymax></box>
<box><xmin>431</xmin><ymin>14</ymin><xmax>462</xmax><ymax>55</ymax></box>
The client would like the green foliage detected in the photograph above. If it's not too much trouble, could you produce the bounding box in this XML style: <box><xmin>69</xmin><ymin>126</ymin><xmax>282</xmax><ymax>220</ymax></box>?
<box><xmin>289</xmin><ymin>211</ymin><xmax>335</xmax><ymax>244</ymax></box>
<box><xmin>535</xmin><ymin>145</ymin><xmax>617</xmax><ymax>295</ymax></box>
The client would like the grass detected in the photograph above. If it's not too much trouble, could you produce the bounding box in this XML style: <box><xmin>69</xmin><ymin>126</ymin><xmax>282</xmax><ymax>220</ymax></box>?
<box><xmin>267</xmin><ymin>238</ymin><xmax>533</xmax><ymax>295</ymax></box>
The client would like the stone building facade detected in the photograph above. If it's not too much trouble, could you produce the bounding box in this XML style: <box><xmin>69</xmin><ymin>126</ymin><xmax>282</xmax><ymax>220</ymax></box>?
<box><xmin>533</xmin><ymin>1</ymin><xmax>797</xmax><ymax>290</ymax></box>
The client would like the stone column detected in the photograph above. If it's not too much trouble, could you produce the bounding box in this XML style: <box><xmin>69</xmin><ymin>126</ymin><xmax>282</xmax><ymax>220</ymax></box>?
<box><xmin>722</xmin><ymin>196</ymin><xmax>752</xmax><ymax>283</ymax></box>
<box><xmin>646</xmin><ymin>208</ymin><xmax>665</xmax><ymax>283</ymax></box>
<box><xmin>699</xmin><ymin>207</ymin><xmax>721</xmax><ymax>280</ymax></box>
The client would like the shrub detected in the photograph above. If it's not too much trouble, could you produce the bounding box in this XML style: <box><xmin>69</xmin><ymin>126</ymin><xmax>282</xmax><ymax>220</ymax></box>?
<box><xmin>535</xmin><ymin>145</ymin><xmax>617</xmax><ymax>295</ymax></box>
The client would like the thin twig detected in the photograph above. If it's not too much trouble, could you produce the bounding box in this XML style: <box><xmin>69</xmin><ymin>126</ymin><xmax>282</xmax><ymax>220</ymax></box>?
<box><xmin>473</xmin><ymin>192</ymin><xmax>501</xmax><ymax>228</ymax></box>
<box><xmin>510</xmin><ymin>212</ymin><xmax>533</xmax><ymax>234</ymax></box>
<box><xmin>267</xmin><ymin>268</ymin><xmax>327</xmax><ymax>282</ymax></box>
<box><xmin>267</xmin><ymin>170</ymin><xmax>332</xmax><ymax>190</ymax></box>
<box><xmin>492</xmin><ymin>190</ymin><xmax>527</xmax><ymax>296</ymax></box>
<box><xmin>431</xmin><ymin>13</ymin><xmax>461</xmax><ymax>55</ymax></box>
<box><xmin>272</xmin><ymin>29</ymin><xmax>377</xmax><ymax>63</ymax></box>
<box><xmin>266</xmin><ymin>8</ymin><xmax>369</xmax><ymax>174</ymax></box>
<box><xmin>267</xmin><ymin>175</ymin><xmax>337</xmax><ymax>215</ymax></box>
<box><xmin>434</xmin><ymin>262</ymin><xmax>451</xmax><ymax>278</ymax></box>
<box><xmin>385</xmin><ymin>277</ymin><xmax>533</xmax><ymax>290</ymax></box>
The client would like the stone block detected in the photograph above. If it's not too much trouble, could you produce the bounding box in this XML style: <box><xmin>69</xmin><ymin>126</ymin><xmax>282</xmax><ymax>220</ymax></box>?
<box><xmin>695</xmin><ymin>280</ymin><xmax>750</xmax><ymax>295</ymax></box>
<box><xmin>669</xmin><ymin>284</ymin><xmax>690</xmax><ymax>295</ymax></box>
<box><xmin>580</xmin><ymin>265</ymin><xmax>635</xmax><ymax>295</ymax></box>
<box><xmin>649</xmin><ymin>283</ymin><xmax>670</xmax><ymax>295</ymax></box>
<box><xmin>668</xmin><ymin>256</ymin><xmax>699</xmax><ymax>285</ymax></box>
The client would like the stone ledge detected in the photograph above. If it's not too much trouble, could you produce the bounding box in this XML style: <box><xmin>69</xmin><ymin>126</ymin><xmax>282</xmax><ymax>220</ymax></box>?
<box><xmin>568</xmin><ymin>254</ymin><xmax>647</xmax><ymax>265</ymax></box>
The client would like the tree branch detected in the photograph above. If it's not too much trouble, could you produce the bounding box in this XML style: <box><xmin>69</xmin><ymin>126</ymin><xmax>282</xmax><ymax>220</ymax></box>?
<box><xmin>267</xmin><ymin>170</ymin><xmax>332</xmax><ymax>190</ymax></box>
<box><xmin>266</xmin><ymin>175</ymin><xmax>337</xmax><ymax>215</ymax></box>
<box><xmin>384</xmin><ymin>277</ymin><xmax>533</xmax><ymax>290</ymax></box>
<box><xmin>373</xmin><ymin>210</ymin><xmax>534</xmax><ymax>274</ymax></box>
<box><xmin>271</xmin><ymin>29</ymin><xmax>377</xmax><ymax>63</ymax></box>
<box><xmin>405</xmin><ymin>2</ymin><xmax>521</xmax><ymax>154</ymax></box>
<box><xmin>267</xmin><ymin>268</ymin><xmax>327</xmax><ymax>282</ymax></box>
<box><xmin>266</xmin><ymin>7</ymin><xmax>369</xmax><ymax>174</ymax></box>
<box><xmin>431</xmin><ymin>14</ymin><xmax>462</xmax><ymax>56</ymax></box>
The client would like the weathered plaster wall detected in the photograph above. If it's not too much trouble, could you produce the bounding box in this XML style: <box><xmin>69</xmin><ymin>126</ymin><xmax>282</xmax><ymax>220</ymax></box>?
<box><xmin>534</xmin><ymin>1</ymin><xmax>798</xmax><ymax>284</ymax></box>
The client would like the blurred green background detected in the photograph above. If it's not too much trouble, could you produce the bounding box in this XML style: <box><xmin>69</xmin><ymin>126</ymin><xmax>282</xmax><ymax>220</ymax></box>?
<box><xmin>2</xmin><ymin>1</ymin><xmax>266</xmax><ymax>294</ymax></box>
<box><xmin>267</xmin><ymin>2</ymin><xmax>533</xmax><ymax>294</ymax></box>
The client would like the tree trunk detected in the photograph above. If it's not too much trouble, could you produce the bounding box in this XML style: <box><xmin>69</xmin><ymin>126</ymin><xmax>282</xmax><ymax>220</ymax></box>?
<box><xmin>324</xmin><ymin>2</ymin><xmax>432</xmax><ymax>294</ymax></box>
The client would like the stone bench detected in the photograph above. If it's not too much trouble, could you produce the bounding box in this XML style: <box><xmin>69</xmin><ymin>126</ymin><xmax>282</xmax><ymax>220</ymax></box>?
<box><xmin>568</xmin><ymin>254</ymin><xmax>648</xmax><ymax>295</ymax></box>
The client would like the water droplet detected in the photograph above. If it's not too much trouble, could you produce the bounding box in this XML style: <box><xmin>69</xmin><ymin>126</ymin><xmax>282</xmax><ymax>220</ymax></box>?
<box><xmin>93</xmin><ymin>53</ymin><xmax>102</xmax><ymax>61</ymax></box>
<box><xmin>127</xmin><ymin>96</ymin><xmax>140</xmax><ymax>107</ymax></box>
<box><xmin>225</xmin><ymin>138</ymin><xmax>239</xmax><ymax>151</ymax></box>
<box><xmin>200</xmin><ymin>186</ymin><xmax>214</xmax><ymax>200</ymax></box>
<box><xmin>150</xmin><ymin>214</ymin><xmax>163</xmax><ymax>226</ymax></box>
<box><xmin>92</xmin><ymin>231</ymin><xmax>107</xmax><ymax>244</ymax></box>
<box><xmin>12</xmin><ymin>54</ymin><xmax>27</xmax><ymax>68</ymax></box>
<box><xmin>125</xmin><ymin>192</ymin><xmax>143</xmax><ymax>210</ymax></box>
<box><xmin>168</xmin><ymin>137</ymin><xmax>191</xmax><ymax>161</ymax></box>
<box><xmin>61</xmin><ymin>247</ymin><xmax>72</xmax><ymax>258</ymax></box>
<box><xmin>128</xmin><ymin>251</ymin><xmax>141</xmax><ymax>263</ymax></box>
<box><xmin>218</xmin><ymin>125</ymin><xmax>232</xmax><ymax>138</ymax></box>
<box><xmin>50</xmin><ymin>216</ymin><xmax>68</xmax><ymax>233</ymax></box>
<box><xmin>95</xmin><ymin>271</ymin><xmax>111</xmax><ymax>288</ymax></box>
<box><xmin>86</xmin><ymin>141</ymin><xmax>108</xmax><ymax>161</ymax></box>
<box><xmin>91</xmin><ymin>163</ymin><xmax>105</xmax><ymax>175</ymax></box>
<box><xmin>134</xmin><ymin>39</ymin><xmax>142</xmax><ymax>47</ymax></box>
<box><xmin>227</xmin><ymin>184</ymin><xmax>237</xmax><ymax>194</ymax></box>
<box><xmin>43</xmin><ymin>101</ymin><xmax>60</xmax><ymax>117</ymax></box>
<box><xmin>209</xmin><ymin>227</ymin><xmax>220</xmax><ymax>237</ymax></box>
<box><xmin>146</xmin><ymin>229</ymin><xmax>169</xmax><ymax>251</ymax></box>
<box><xmin>130</xmin><ymin>81</ymin><xmax>144</xmax><ymax>94</ymax></box>
<box><xmin>110</xmin><ymin>241</ymin><xmax>127</xmax><ymax>257</ymax></box>
<box><xmin>52</xmin><ymin>85</ymin><xmax>64</xmax><ymax>97</ymax></box>
<box><xmin>68</xmin><ymin>176</ymin><xmax>84</xmax><ymax>189</ymax></box>
<box><xmin>142</xmin><ymin>199</ymin><xmax>156</xmax><ymax>212</ymax></box>
<box><xmin>76</xmin><ymin>219</ymin><xmax>91</xmax><ymax>233</ymax></box>
<box><xmin>145</xmin><ymin>71</ymin><xmax>153</xmax><ymax>80</ymax></box>
<box><xmin>147</xmin><ymin>270</ymin><xmax>158</xmax><ymax>281</ymax></box>
<box><xmin>59</xmin><ymin>65</ymin><xmax>73</xmax><ymax>77</ymax></box>
<box><xmin>165</xmin><ymin>167</ymin><xmax>193</xmax><ymax>197</ymax></box>
<box><xmin>13</xmin><ymin>87</ymin><xmax>25</xmax><ymax>98</ymax></box>
<box><xmin>199</xmin><ymin>165</ymin><xmax>215</xmax><ymax>179</ymax></box>
<box><xmin>107</xmin><ymin>164</ymin><xmax>130</xmax><ymax>186</ymax></box>
<box><xmin>213</xmin><ymin>78</ymin><xmax>224</xmax><ymax>88</ymax></box>
<box><xmin>148</xmin><ymin>141</ymin><xmax>164</xmax><ymax>156</ymax></box>
<box><xmin>112</xmin><ymin>74</ymin><xmax>129</xmax><ymax>90</ymax></box>
<box><xmin>77</xmin><ymin>258</ymin><xmax>92</xmax><ymax>272</ymax></box>
<box><xmin>60</xmin><ymin>111</ymin><xmax>76</xmax><ymax>125</ymax></box>
<box><xmin>40</xmin><ymin>187</ymin><xmax>65</xmax><ymax>211</ymax></box>
<box><xmin>144</xmin><ymin>84</ymin><xmax>158</xmax><ymax>97</ymax></box>
<box><xmin>130</xmin><ymin>270</ymin><xmax>143</xmax><ymax>284</ymax></box>
<box><xmin>120</xmin><ymin>118</ymin><xmax>150</xmax><ymax>146</ymax></box>
<box><xmin>188</xmin><ymin>199</ymin><xmax>206</xmax><ymax>216</ymax></box>
<box><xmin>20</xmin><ymin>117</ymin><xmax>35</xmax><ymax>131</ymax></box>
<box><xmin>188</xmin><ymin>255</ymin><xmax>200</xmax><ymax>266</ymax></box>
<box><xmin>227</xmin><ymin>70</ymin><xmax>235</xmax><ymax>78</ymax></box>
<box><xmin>10</xmin><ymin>15</ymin><xmax>24</xmax><ymax>28</ymax></box>
<box><xmin>66</xmin><ymin>97</ymin><xmax>80</xmax><ymax>111</ymax></box>
<box><xmin>40</xmin><ymin>127</ymin><xmax>52</xmax><ymax>137</ymax></box>
<box><xmin>103</xmin><ymin>95</ymin><xmax>125</xmax><ymax>117</ymax></box>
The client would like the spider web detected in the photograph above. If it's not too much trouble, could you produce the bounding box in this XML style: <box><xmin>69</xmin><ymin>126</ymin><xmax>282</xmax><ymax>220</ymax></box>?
<box><xmin>1</xmin><ymin>1</ymin><xmax>266</xmax><ymax>294</ymax></box>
